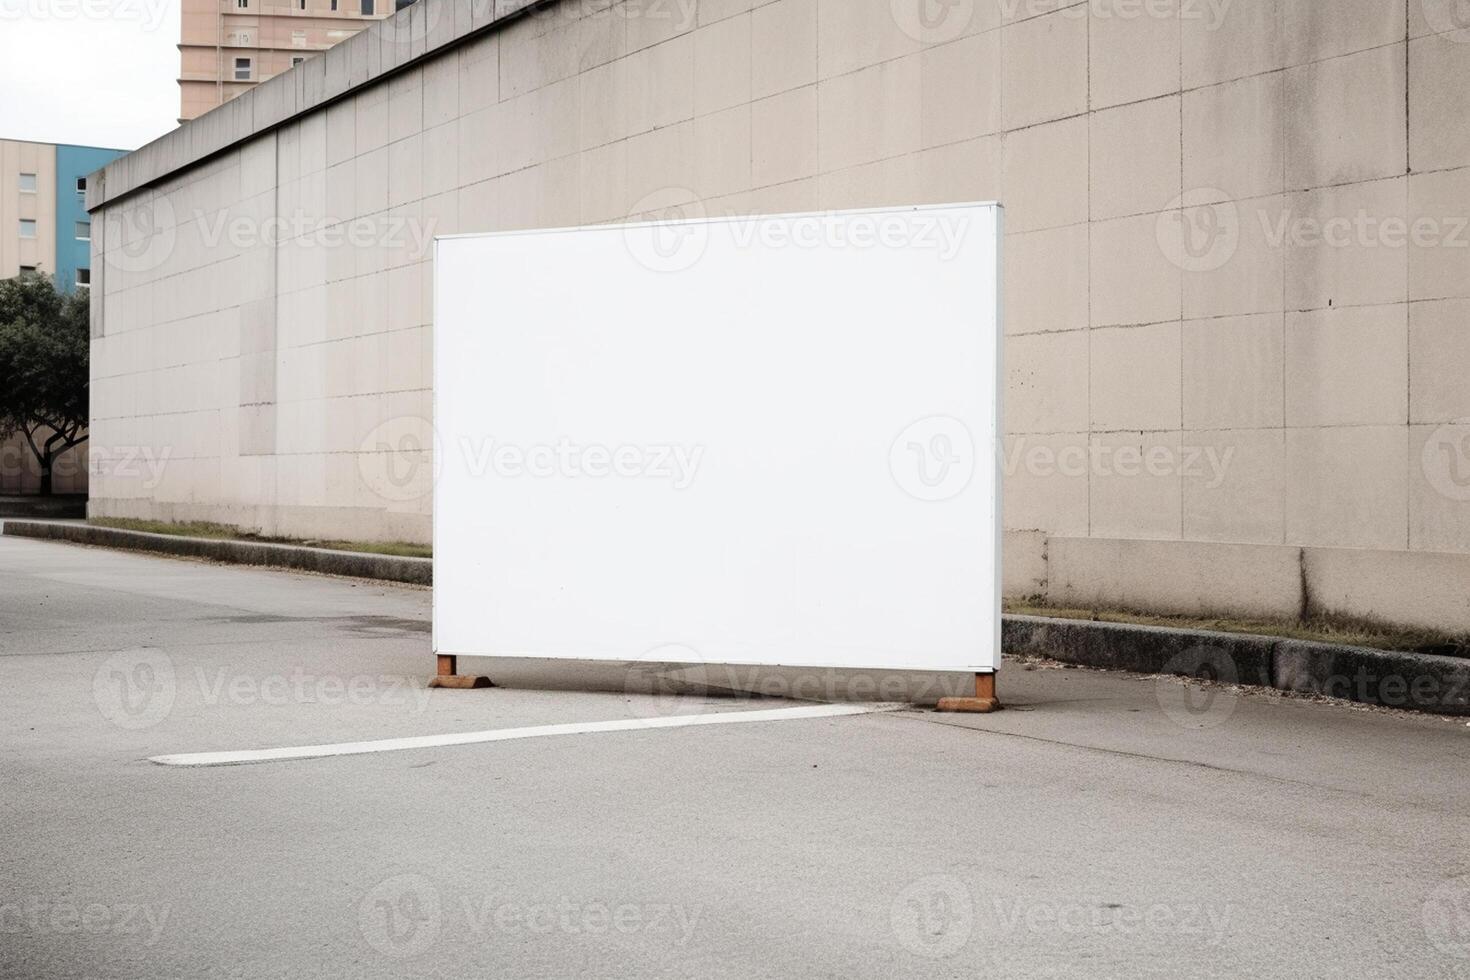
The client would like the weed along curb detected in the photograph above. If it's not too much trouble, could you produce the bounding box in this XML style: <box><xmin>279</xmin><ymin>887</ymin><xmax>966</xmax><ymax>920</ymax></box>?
<box><xmin>1004</xmin><ymin>615</ymin><xmax>1470</xmax><ymax>718</ymax></box>
<box><xmin>1</xmin><ymin>520</ymin><xmax>432</xmax><ymax>586</ymax></box>
<box><xmin>4</xmin><ymin>520</ymin><xmax>1464</xmax><ymax>717</ymax></box>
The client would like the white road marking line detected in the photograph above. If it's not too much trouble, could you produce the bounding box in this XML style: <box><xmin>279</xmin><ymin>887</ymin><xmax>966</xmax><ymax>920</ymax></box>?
<box><xmin>148</xmin><ymin>702</ymin><xmax>895</xmax><ymax>768</ymax></box>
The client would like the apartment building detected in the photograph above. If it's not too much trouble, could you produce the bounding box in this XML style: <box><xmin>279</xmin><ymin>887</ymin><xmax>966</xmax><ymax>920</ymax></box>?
<box><xmin>1</xmin><ymin>139</ymin><xmax>122</xmax><ymax>495</ymax></box>
<box><xmin>179</xmin><ymin>0</ymin><xmax>403</xmax><ymax>121</ymax></box>
<box><xmin>2</xmin><ymin>139</ymin><xmax>125</xmax><ymax>292</ymax></box>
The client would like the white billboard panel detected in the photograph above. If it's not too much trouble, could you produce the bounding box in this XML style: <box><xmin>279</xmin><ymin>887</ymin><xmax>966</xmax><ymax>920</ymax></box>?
<box><xmin>434</xmin><ymin>203</ymin><xmax>1002</xmax><ymax>673</ymax></box>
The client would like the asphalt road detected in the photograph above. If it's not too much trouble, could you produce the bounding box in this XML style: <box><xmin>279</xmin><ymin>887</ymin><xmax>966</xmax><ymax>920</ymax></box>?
<box><xmin>2</xmin><ymin>535</ymin><xmax>1468</xmax><ymax>979</ymax></box>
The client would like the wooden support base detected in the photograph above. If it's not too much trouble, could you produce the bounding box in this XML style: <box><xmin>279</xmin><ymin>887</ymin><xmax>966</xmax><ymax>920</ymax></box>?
<box><xmin>936</xmin><ymin>672</ymin><xmax>1000</xmax><ymax>713</ymax></box>
<box><xmin>428</xmin><ymin>654</ymin><xmax>495</xmax><ymax>690</ymax></box>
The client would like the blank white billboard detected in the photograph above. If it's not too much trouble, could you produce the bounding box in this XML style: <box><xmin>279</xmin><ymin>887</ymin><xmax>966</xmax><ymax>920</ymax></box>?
<box><xmin>434</xmin><ymin>202</ymin><xmax>1001</xmax><ymax>673</ymax></box>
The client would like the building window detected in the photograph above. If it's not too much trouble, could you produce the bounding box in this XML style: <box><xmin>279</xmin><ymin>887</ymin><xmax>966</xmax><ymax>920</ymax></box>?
<box><xmin>299</xmin><ymin>0</ymin><xmax>305</xmax><ymax>9</ymax></box>
<box><xmin>234</xmin><ymin>57</ymin><xmax>252</xmax><ymax>81</ymax></box>
<box><xmin>76</xmin><ymin>268</ymin><xmax>90</xmax><ymax>286</ymax></box>
<box><xmin>18</xmin><ymin>265</ymin><xmax>37</xmax><ymax>277</ymax></box>
<box><xmin>236</xmin><ymin>0</ymin><xmax>247</xmax><ymax>7</ymax></box>
<box><xmin>330</xmin><ymin>0</ymin><xmax>337</xmax><ymax>9</ymax></box>
<box><xmin>360</xmin><ymin>0</ymin><xmax>371</xmax><ymax>14</ymax></box>
<box><xmin>76</xmin><ymin>221</ymin><xmax>90</xmax><ymax>241</ymax></box>
<box><xmin>292</xmin><ymin>56</ymin><xmax>305</xmax><ymax>67</ymax></box>
<box><xmin>76</xmin><ymin>176</ymin><xmax>87</xmax><ymax>195</ymax></box>
<box><xmin>18</xmin><ymin>219</ymin><xmax>36</xmax><ymax>238</ymax></box>
<box><xmin>18</xmin><ymin>173</ymin><xmax>36</xmax><ymax>193</ymax></box>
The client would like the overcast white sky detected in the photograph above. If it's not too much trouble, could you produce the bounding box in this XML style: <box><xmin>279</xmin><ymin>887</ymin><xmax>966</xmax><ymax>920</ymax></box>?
<box><xmin>0</xmin><ymin>1</ymin><xmax>181</xmax><ymax>151</ymax></box>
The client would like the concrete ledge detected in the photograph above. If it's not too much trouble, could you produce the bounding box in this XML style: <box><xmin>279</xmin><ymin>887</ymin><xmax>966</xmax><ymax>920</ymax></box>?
<box><xmin>1273</xmin><ymin>640</ymin><xmax>1470</xmax><ymax>715</ymax></box>
<box><xmin>1</xmin><ymin>520</ymin><xmax>431</xmax><ymax>586</ymax></box>
<box><xmin>0</xmin><ymin>496</ymin><xmax>87</xmax><ymax>519</ymax></box>
<box><xmin>1304</xmin><ymin>546</ymin><xmax>1470</xmax><ymax>635</ymax></box>
<box><xmin>1004</xmin><ymin>614</ymin><xmax>1276</xmax><ymax>688</ymax></box>
<box><xmin>1046</xmin><ymin>537</ymin><xmax>1304</xmax><ymax>620</ymax></box>
<box><xmin>1005</xmin><ymin>614</ymin><xmax>1470</xmax><ymax>717</ymax></box>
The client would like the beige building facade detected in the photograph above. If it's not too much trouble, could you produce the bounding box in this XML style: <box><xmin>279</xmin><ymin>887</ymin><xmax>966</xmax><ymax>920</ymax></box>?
<box><xmin>91</xmin><ymin>0</ymin><xmax>1470</xmax><ymax>632</ymax></box>
<box><xmin>179</xmin><ymin>0</ymin><xmax>397</xmax><ymax>121</ymax></box>
<box><xmin>1</xmin><ymin>139</ymin><xmax>57</xmax><ymax>281</ymax></box>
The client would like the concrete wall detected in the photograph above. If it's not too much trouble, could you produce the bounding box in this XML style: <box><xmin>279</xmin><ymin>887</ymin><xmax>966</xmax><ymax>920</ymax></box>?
<box><xmin>88</xmin><ymin>0</ymin><xmax>1470</xmax><ymax>632</ymax></box>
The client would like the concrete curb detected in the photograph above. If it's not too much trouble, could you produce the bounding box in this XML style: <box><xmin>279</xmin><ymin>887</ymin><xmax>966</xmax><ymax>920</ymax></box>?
<box><xmin>1005</xmin><ymin>614</ymin><xmax>1470</xmax><ymax>717</ymax></box>
<box><xmin>1</xmin><ymin>520</ymin><xmax>432</xmax><ymax>586</ymax></box>
<box><xmin>4</xmin><ymin>521</ymin><xmax>1464</xmax><ymax>716</ymax></box>
<box><xmin>0</xmin><ymin>496</ymin><xmax>87</xmax><ymax>519</ymax></box>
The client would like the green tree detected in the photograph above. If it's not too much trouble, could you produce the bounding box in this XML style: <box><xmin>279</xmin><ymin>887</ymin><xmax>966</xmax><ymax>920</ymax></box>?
<box><xmin>0</xmin><ymin>276</ymin><xmax>89</xmax><ymax>495</ymax></box>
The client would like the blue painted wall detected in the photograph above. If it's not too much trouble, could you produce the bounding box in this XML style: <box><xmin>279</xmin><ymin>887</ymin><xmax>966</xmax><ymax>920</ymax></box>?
<box><xmin>53</xmin><ymin>144</ymin><xmax>125</xmax><ymax>292</ymax></box>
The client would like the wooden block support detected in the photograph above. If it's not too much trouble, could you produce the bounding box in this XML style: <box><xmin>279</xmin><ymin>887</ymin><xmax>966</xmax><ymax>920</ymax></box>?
<box><xmin>936</xmin><ymin>672</ymin><xmax>1000</xmax><ymax>713</ymax></box>
<box><xmin>429</xmin><ymin>654</ymin><xmax>495</xmax><ymax>690</ymax></box>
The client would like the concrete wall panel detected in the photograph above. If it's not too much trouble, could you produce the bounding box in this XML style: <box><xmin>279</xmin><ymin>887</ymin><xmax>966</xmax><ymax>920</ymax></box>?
<box><xmin>86</xmin><ymin>0</ymin><xmax>1470</xmax><ymax>632</ymax></box>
